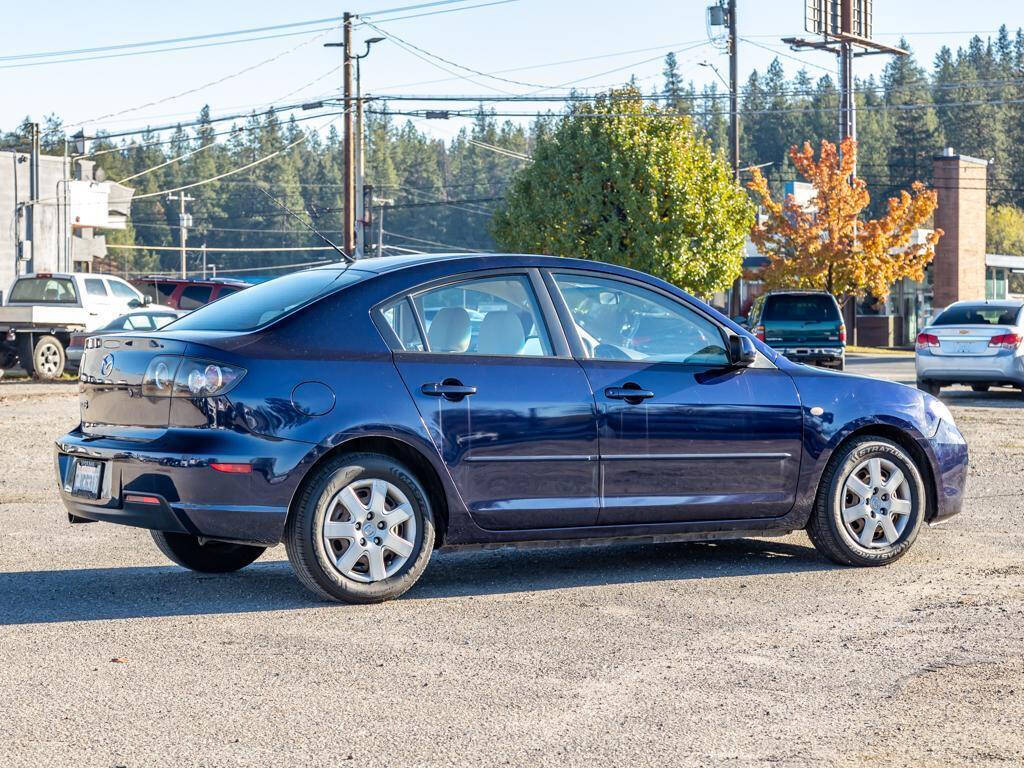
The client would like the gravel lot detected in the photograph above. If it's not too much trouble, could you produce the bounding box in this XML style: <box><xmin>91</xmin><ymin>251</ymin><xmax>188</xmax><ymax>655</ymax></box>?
<box><xmin>1</xmin><ymin>359</ymin><xmax>1022</xmax><ymax>767</ymax></box>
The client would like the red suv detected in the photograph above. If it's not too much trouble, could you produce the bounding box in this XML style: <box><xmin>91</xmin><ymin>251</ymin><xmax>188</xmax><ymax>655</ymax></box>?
<box><xmin>131</xmin><ymin>276</ymin><xmax>249</xmax><ymax>311</ymax></box>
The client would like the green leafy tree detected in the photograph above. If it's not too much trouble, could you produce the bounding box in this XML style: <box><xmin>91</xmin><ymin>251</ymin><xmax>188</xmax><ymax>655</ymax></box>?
<box><xmin>988</xmin><ymin>204</ymin><xmax>1024</xmax><ymax>255</ymax></box>
<box><xmin>491</xmin><ymin>87</ymin><xmax>753</xmax><ymax>297</ymax></box>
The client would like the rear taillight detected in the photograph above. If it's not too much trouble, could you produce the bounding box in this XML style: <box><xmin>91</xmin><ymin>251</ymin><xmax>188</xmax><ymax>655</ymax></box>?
<box><xmin>838</xmin><ymin>324</ymin><xmax>847</xmax><ymax>344</ymax></box>
<box><xmin>988</xmin><ymin>333</ymin><xmax>1022</xmax><ymax>350</ymax></box>
<box><xmin>754</xmin><ymin>325</ymin><xmax>766</xmax><ymax>342</ymax></box>
<box><xmin>142</xmin><ymin>356</ymin><xmax>245</xmax><ymax>398</ymax></box>
<box><xmin>916</xmin><ymin>332</ymin><xmax>940</xmax><ymax>350</ymax></box>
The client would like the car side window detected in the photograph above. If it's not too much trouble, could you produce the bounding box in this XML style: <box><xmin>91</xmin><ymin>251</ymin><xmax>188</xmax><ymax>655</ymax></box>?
<box><xmin>108</xmin><ymin>280</ymin><xmax>139</xmax><ymax>300</ymax></box>
<box><xmin>411</xmin><ymin>275</ymin><xmax>553</xmax><ymax>357</ymax></box>
<box><xmin>84</xmin><ymin>278</ymin><xmax>108</xmax><ymax>297</ymax></box>
<box><xmin>553</xmin><ymin>273</ymin><xmax>729</xmax><ymax>365</ymax></box>
<box><xmin>380</xmin><ymin>298</ymin><xmax>425</xmax><ymax>352</ymax></box>
<box><xmin>179</xmin><ymin>285</ymin><xmax>213</xmax><ymax>310</ymax></box>
<box><xmin>124</xmin><ymin>315</ymin><xmax>155</xmax><ymax>330</ymax></box>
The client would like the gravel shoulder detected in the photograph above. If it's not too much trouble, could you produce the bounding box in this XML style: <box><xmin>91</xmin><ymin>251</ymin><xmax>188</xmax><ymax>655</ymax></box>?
<box><xmin>0</xmin><ymin>377</ymin><xmax>1021</xmax><ymax>767</ymax></box>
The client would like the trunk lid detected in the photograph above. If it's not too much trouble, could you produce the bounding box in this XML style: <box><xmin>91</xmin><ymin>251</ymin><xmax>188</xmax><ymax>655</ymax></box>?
<box><xmin>929</xmin><ymin>325</ymin><xmax>1011</xmax><ymax>357</ymax></box>
<box><xmin>79</xmin><ymin>334</ymin><xmax>189</xmax><ymax>434</ymax></box>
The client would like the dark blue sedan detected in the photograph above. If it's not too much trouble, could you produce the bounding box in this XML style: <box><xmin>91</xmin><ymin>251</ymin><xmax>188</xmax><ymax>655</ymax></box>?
<box><xmin>57</xmin><ymin>254</ymin><xmax>969</xmax><ymax>603</ymax></box>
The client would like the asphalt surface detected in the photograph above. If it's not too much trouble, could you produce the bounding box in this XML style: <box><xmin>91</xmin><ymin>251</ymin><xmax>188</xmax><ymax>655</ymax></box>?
<box><xmin>1</xmin><ymin>357</ymin><xmax>1022</xmax><ymax>767</ymax></box>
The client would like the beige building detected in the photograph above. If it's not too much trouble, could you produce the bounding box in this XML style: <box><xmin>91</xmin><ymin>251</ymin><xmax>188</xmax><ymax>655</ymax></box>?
<box><xmin>0</xmin><ymin>150</ymin><xmax>132</xmax><ymax>300</ymax></box>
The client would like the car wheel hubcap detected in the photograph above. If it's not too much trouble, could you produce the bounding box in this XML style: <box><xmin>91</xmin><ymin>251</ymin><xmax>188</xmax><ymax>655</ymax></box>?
<box><xmin>37</xmin><ymin>343</ymin><xmax>61</xmax><ymax>375</ymax></box>
<box><xmin>321</xmin><ymin>479</ymin><xmax>416</xmax><ymax>583</ymax></box>
<box><xmin>841</xmin><ymin>457</ymin><xmax>912</xmax><ymax>549</ymax></box>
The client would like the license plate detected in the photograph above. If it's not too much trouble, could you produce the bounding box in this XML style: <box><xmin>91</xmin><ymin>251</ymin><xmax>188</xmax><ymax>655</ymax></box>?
<box><xmin>71</xmin><ymin>459</ymin><xmax>103</xmax><ymax>498</ymax></box>
<box><xmin>955</xmin><ymin>344</ymin><xmax>972</xmax><ymax>354</ymax></box>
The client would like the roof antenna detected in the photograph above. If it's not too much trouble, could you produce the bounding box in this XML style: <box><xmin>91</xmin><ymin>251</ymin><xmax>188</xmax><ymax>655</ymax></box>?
<box><xmin>253</xmin><ymin>184</ymin><xmax>355</xmax><ymax>265</ymax></box>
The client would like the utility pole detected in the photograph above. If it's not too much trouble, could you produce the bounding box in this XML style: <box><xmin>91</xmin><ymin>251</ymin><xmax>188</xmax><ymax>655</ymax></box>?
<box><xmin>167</xmin><ymin>192</ymin><xmax>194</xmax><ymax>278</ymax></box>
<box><xmin>355</xmin><ymin>52</ymin><xmax>365</xmax><ymax>258</ymax></box>
<box><xmin>28</xmin><ymin>122</ymin><xmax>40</xmax><ymax>274</ymax></box>
<box><xmin>727</xmin><ymin>0</ymin><xmax>739</xmax><ymax>182</ymax></box>
<box><xmin>784</xmin><ymin>0</ymin><xmax>906</xmax><ymax>177</ymax></box>
<box><xmin>343</xmin><ymin>12</ymin><xmax>355</xmax><ymax>258</ymax></box>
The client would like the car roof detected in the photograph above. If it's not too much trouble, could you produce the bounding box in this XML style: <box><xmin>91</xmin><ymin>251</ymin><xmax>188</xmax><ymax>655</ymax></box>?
<box><xmin>943</xmin><ymin>299</ymin><xmax>1023</xmax><ymax>308</ymax></box>
<box><xmin>311</xmin><ymin>252</ymin><xmax>666</xmax><ymax>278</ymax></box>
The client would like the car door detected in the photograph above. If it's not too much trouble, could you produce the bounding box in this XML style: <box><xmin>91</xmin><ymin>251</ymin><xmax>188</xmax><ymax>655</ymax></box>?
<box><xmin>548</xmin><ymin>271</ymin><xmax>803</xmax><ymax>525</ymax></box>
<box><xmin>81</xmin><ymin>277</ymin><xmax>120</xmax><ymax>327</ymax></box>
<box><xmin>381</xmin><ymin>270</ymin><xmax>600</xmax><ymax>531</ymax></box>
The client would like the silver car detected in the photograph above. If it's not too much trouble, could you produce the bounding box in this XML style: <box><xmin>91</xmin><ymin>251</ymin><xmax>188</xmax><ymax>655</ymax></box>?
<box><xmin>916</xmin><ymin>300</ymin><xmax>1024</xmax><ymax>395</ymax></box>
<box><xmin>66</xmin><ymin>309</ymin><xmax>184</xmax><ymax>372</ymax></box>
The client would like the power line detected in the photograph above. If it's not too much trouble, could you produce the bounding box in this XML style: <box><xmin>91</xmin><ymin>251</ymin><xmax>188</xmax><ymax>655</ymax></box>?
<box><xmin>361</xmin><ymin>18</ymin><xmax>551</xmax><ymax>90</ymax></box>
<box><xmin>67</xmin><ymin>28</ymin><xmax>336</xmax><ymax>129</ymax></box>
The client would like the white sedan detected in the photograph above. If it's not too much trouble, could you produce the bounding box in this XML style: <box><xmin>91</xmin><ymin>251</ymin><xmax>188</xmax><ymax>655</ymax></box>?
<box><xmin>916</xmin><ymin>300</ymin><xmax>1024</xmax><ymax>395</ymax></box>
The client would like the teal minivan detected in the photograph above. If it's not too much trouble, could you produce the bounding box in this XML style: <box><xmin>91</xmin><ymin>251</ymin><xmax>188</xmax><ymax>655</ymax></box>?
<box><xmin>745</xmin><ymin>291</ymin><xmax>846</xmax><ymax>370</ymax></box>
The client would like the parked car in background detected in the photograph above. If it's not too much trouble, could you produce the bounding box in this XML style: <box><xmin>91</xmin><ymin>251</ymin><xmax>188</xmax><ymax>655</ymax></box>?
<box><xmin>58</xmin><ymin>254</ymin><xmax>967</xmax><ymax>604</ymax></box>
<box><xmin>131</xmin><ymin>276</ymin><xmax>248</xmax><ymax>311</ymax></box>
<box><xmin>66</xmin><ymin>309</ymin><xmax>185</xmax><ymax>372</ymax></box>
<box><xmin>915</xmin><ymin>300</ymin><xmax>1024</xmax><ymax>395</ymax></box>
<box><xmin>745</xmin><ymin>291</ymin><xmax>846</xmax><ymax>370</ymax></box>
<box><xmin>0</xmin><ymin>272</ymin><xmax>166</xmax><ymax>380</ymax></box>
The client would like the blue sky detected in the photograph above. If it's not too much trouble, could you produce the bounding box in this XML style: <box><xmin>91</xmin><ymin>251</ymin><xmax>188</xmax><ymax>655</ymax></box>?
<box><xmin>0</xmin><ymin>0</ymin><xmax>1017</xmax><ymax>143</ymax></box>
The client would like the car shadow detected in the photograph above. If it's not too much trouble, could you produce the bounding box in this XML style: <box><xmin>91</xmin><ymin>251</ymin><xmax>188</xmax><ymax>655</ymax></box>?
<box><xmin>940</xmin><ymin>388</ymin><xmax>1024</xmax><ymax>409</ymax></box>
<box><xmin>0</xmin><ymin>538</ymin><xmax>834</xmax><ymax>625</ymax></box>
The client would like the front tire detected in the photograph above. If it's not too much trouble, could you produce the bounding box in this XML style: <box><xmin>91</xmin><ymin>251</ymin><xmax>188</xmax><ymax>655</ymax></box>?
<box><xmin>151</xmin><ymin>530</ymin><xmax>265</xmax><ymax>573</ymax></box>
<box><xmin>285</xmin><ymin>453</ymin><xmax>434</xmax><ymax>604</ymax></box>
<box><xmin>807</xmin><ymin>437</ymin><xmax>925</xmax><ymax>567</ymax></box>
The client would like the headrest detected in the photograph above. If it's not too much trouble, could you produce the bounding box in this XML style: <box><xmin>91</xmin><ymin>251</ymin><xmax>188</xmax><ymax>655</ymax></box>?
<box><xmin>427</xmin><ymin>307</ymin><xmax>471</xmax><ymax>353</ymax></box>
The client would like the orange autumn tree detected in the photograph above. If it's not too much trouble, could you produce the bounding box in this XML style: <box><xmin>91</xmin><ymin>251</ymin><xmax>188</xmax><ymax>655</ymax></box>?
<box><xmin>747</xmin><ymin>138</ymin><xmax>941</xmax><ymax>303</ymax></box>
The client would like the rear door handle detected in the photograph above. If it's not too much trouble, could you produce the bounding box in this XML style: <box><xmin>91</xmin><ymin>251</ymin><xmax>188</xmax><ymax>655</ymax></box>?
<box><xmin>605</xmin><ymin>385</ymin><xmax>654</xmax><ymax>402</ymax></box>
<box><xmin>421</xmin><ymin>380</ymin><xmax>477</xmax><ymax>401</ymax></box>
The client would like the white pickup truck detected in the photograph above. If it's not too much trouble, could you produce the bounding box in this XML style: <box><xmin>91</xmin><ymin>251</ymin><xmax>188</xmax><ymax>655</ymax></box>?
<box><xmin>0</xmin><ymin>272</ymin><xmax>164</xmax><ymax>380</ymax></box>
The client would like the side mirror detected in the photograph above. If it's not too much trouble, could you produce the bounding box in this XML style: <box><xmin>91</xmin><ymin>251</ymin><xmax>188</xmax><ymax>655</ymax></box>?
<box><xmin>127</xmin><ymin>298</ymin><xmax>142</xmax><ymax>308</ymax></box>
<box><xmin>144</xmin><ymin>295</ymin><xmax>152</xmax><ymax>305</ymax></box>
<box><xmin>728</xmin><ymin>334</ymin><xmax>758</xmax><ymax>367</ymax></box>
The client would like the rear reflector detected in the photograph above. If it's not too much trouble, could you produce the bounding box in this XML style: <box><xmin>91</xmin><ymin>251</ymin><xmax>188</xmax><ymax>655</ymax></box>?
<box><xmin>210</xmin><ymin>462</ymin><xmax>252</xmax><ymax>474</ymax></box>
<box><xmin>124</xmin><ymin>494</ymin><xmax>161</xmax><ymax>505</ymax></box>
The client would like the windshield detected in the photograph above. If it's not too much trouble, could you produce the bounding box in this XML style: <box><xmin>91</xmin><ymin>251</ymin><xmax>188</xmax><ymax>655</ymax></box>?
<box><xmin>764</xmin><ymin>294</ymin><xmax>840</xmax><ymax>323</ymax></box>
<box><xmin>168</xmin><ymin>268</ymin><xmax>367</xmax><ymax>332</ymax></box>
<box><xmin>8</xmin><ymin>277</ymin><xmax>78</xmax><ymax>304</ymax></box>
<box><xmin>932</xmin><ymin>304</ymin><xmax>1022</xmax><ymax>326</ymax></box>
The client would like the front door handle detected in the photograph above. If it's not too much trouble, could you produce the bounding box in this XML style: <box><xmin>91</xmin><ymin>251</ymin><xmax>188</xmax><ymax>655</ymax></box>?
<box><xmin>605</xmin><ymin>384</ymin><xmax>654</xmax><ymax>404</ymax></box>
<box><xmin>421</xmin><ymin>379</ymin><xmax>477</xmax><ymax>401</ymax></box>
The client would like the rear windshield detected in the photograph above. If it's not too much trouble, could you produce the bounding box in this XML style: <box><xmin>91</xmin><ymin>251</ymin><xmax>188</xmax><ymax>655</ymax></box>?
<box><xmin>8</xmin><ymin>277</ymin><xmax>78</xmax><ymax>304</ymax></box>
<box><xmin>168</xmin><ymin>268</ymin><xmax>367</xmax><ymax>332</ymax></box>
<box><xmin>932</xmin><ymin>304</ymin><xmax>1022</xmax><ymax>326</ymax></box>
<box><xmin>764</xmin><ymin>294</ymin><xmax>840</xmax><ymax>323</ymax></box>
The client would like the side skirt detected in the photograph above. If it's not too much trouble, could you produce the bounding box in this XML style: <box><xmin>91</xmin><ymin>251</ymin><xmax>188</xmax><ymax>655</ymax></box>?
<box><xmin>438</xmin><ymin>528</ymin><xmax>794</xmax><ymax>553</ymax></box>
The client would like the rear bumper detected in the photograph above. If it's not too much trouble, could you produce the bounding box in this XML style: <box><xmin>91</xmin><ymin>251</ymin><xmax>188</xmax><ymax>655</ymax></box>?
<box><xmin>55</xmin><ymin>427</ymin><xmax>313</xmax><ymax>544</ymax></box>
<box><xmin>916</xmin><ymin>350</ymin><xmax>1024</xmax><ymax>386</ymax></box>
<box><xmin>776</xmin><ymin>346</ymin><xmax>844</xmax><ymax>366</ymax></box>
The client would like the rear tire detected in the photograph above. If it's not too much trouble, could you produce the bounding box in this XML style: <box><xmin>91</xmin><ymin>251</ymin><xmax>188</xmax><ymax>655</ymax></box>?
<box><xmin>917</xmin><ymin>380</ymin><xmax>940</xmax><ymax>397</ymax></box>
<box><xmin>31</xmin><ymin>335</ymin><xmax>66</xmax><ymax>380</ymax></box>
<box><xmin>151</xmin><ymin>530</ymin><xmax>265</xmax><ymax>573</ymax></box>
<box><xmin>807</xmin><ymin>437</ymin><xmax>925</xmax><ymax>567</ymax></box>
<box><xmin>971</xmin><ymin>384</ymin><xmax>990</xmax><ymax>392</ymax></box>
<box><xmin>285</xmin><ymin>453</ymin><xmax>434</xmax><ymax>604</ymax></box>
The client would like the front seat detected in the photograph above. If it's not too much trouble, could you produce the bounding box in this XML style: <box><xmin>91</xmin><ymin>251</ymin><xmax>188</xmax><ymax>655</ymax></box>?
<box><xmin>427</xmin><ymin>307</ymin><xmax>471</xmax><ymax>353</ymax></box>
<box><xmin>477</xmin><ymin>311</ymin><xmax>526</xmax><ymax>355</ymax></box>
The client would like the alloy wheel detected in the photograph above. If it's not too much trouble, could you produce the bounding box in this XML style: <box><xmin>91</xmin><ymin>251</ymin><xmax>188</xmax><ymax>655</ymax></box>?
<box><xmin>321</xmin><ymin>478</ymin><xmax>417</xmax><ymax>583</ymax></box>
<box><xmin>840</xmin><ymin>457</ymin><xmax>913</xmax><ymax>548</ymax></box>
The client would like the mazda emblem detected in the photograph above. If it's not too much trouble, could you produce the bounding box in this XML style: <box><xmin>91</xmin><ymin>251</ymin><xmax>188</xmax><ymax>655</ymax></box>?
<box><xmin>100</xmin><ymin>353</ymin><xmax>114</xmax><ymax>377</ymax></box>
